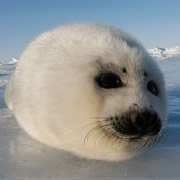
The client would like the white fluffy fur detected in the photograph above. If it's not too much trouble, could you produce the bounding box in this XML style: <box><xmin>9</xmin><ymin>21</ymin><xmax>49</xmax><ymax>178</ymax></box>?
<box><xmin>5</xmin><ymin>23</ymin><xmax>168</xmax><ymax>161</ymax></box>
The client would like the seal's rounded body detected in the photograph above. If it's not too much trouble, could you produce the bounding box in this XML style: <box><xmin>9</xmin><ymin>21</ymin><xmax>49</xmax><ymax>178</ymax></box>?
<box><xmin>5</xmin><ymin>23</ymin><xmax>168</xmax><ymax>161</ymax></box>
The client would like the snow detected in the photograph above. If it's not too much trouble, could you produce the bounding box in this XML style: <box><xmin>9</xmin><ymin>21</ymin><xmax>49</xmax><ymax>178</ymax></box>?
<box><xmin>0</xmin><ymin>58</ymin><xmax>180</xmax><ymax>179</ymax></box>
<box><xmin>0</xmin><ymin>58</ymin><xmax>18</xmax><ymax>65</ymax></box>
<box><xmin>147</xmin><ymin>46</ymin><xmax>180</xmax><ymax>60</ymax></box>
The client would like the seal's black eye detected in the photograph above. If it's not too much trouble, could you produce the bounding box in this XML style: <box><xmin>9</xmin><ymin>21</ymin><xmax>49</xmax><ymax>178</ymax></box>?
<box><xmin>147</xmin><ymin>81</ymin><xmax>159</xmax><ymax>96</ymax></box>
<box><xmin>95</xmin><ymin>73</ymin><xmax>123</xmax><ymax>89</ymax></box>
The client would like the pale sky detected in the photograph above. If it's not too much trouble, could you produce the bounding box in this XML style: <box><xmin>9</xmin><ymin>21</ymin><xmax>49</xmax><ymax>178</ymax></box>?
<box><xmin>1</xmin><ymin>0</ymin><xmax>180</xmax><ymax>61</ymax></box>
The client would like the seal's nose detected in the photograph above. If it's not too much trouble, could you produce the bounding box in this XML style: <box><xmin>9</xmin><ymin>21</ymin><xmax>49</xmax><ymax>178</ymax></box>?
<box><xmin>113</xmin><ymin>111</ymin><xmax>162</xmax><ymax>138</ymax></box>
<box><xmin>131</xmin><ymin>111</ymin><xmax>162</xmax><ymax>137</ymax></box>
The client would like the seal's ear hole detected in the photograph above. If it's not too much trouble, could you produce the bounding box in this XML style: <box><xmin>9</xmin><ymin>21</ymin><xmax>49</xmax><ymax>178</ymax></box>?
<box><xmin>147</xmin><ymin>81</ymin><xmax>159</xmax><ymax>96</ymax></box>
<box><xmin>95</xmin><ymin>73</ymin><xmax>123</xmax><ymax>89</ymax></box>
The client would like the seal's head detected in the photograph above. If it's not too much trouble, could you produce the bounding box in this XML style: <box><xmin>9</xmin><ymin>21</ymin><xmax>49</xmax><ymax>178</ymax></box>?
<box><xmin>5</xmin><ymin>23</ymin><xmax>168</xmax><ymax>161</ymax></box>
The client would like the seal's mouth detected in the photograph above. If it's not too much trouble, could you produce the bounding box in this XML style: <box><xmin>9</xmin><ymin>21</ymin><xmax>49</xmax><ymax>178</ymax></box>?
<box><xmin>96</xmin><ymin>110</ymin><xmax>165</xmax><ymax>151</ymax></box>
<box><xmin>83</xmin><ymin>110</ymin><xmax>163</xmax><ymax>150</ymax></box>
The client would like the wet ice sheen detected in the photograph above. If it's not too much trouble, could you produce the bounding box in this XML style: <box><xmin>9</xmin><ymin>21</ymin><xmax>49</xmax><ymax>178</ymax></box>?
<box><xmin>0</xmin><ymin>59</ymin><xmax>180</xmax><ymax>179</ymax></box>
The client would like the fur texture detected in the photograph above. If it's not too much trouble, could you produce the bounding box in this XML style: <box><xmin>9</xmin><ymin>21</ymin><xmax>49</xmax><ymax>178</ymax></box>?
<box><xmin>5</xmin><ymin>23</ymin><xmax>168</xmax><ymax>161</ymax></box>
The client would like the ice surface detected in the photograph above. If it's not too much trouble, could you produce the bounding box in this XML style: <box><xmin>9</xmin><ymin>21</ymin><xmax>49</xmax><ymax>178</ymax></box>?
<box><xmin>0</xmin><ymin>58</ymin><xmax>180</xmax><ymax>179</ymax></box>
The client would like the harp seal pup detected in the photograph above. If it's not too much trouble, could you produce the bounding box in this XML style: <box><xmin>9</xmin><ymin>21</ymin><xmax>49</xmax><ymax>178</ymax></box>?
<box><xmin>5</xmin><ymin>23</ymin><xmax>168</xmax><ymax>161</ymax></box>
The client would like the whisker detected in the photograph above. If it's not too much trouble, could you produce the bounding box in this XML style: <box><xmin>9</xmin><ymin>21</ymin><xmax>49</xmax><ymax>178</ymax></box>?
<box><xmin>99</xmin><ymin>133</ymin><xmax>108</xmax><ymax>148</ymax></box>
<box><xmin>84</xmin><ymin>125</ymin><xmax>100</xmax><ymax>146</ymax></box>
<box><xmin>94</xmin><ymin>131</ymin><xmax>104</xmax><ymax>147</ymax></box>
<box><xmin>161</xmin><ymin>130</ymin><xmax>168</xmax><ymax>145</ymax></box>
<box><xmin>146</xmin><ymin>138</ymin><xmax>155</xmax><ymax>150</ymax></box>
<box><xmin>94</xmin><ymin>124</ymin><xmax>111</xmax><ymax>147</ymax></box>
<box><xmin>93</xmin><ymin>125</ymin><xmax>107</xmax><ymax>146</ymax></box>
<box><xmin>106</xmin><ymin>130</ymin><xmax>118</xmax><ymax>148</ymax></box>
<box><xmin>98</xmin><ymin>126</ymin><xmax>113</xmax><ymax>148</ymax></box>
<box><xmin>81</xmin><ymin>117</ymin><xmax>107</xmax><ymax>132</ymax></box>
<box><xmin>139</xmin><ymin>138</ymin><xmax>150</xmax><ymax>151</ymax></box>
<box><xmin>110</xmin><ymin>135</ymin><xmax>119</xmax><ymax>149</ymax></box>
<box><xmin>82</xmin><ymin>121</ymin><xmax>99</xmax><ymax>133</ymax></box>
